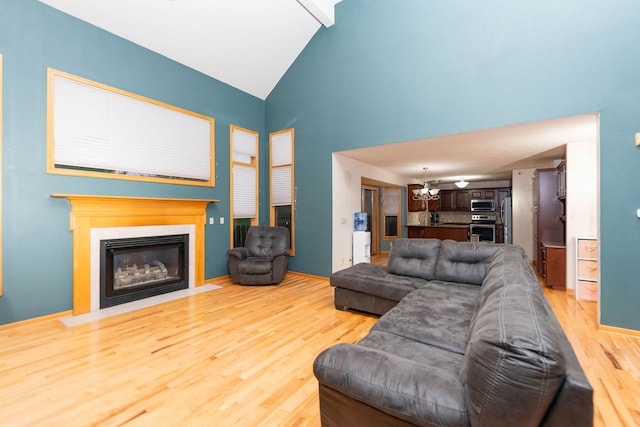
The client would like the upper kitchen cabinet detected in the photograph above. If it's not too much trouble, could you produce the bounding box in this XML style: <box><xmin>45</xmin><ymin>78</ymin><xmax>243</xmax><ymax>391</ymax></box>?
<box><xmin>407</xmin><ymin>184</ymin><xmax>426</xmax><ymax>212</ymax></box>
<box><xmin>407</xmin><ymin>184</ymin><xmax>438</xmax><ymax>212</ymax></box>
<box><xmin>439</xmin><ymin>190</ymin><xmax>470</xmax><ymax>211</ymax></box>
<box><xmin>455</xmin><ymin>191</ymin><xmax>470</xmax><ymax>210</ymax></box>
<box><xmin>469</xmin><ymin>189</ymin><xmax>495</xmax><ymax>200</ymax></box>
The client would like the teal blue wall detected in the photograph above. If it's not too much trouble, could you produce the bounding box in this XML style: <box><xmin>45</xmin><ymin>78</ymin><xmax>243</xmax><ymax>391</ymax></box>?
<box><xmin>0</xmin><ymin>0</ymin><xmax>265</xmax><ymax>324</ymax></box>
<box><xmin>267</xmin><ymin>0</ymin><xmax>640</xmax><ymax>330</ymax></box>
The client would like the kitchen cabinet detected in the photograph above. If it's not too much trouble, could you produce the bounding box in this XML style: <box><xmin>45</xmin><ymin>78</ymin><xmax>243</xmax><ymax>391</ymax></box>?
<box><xmin>542</xmin><ymin>241</ymin><xmax>566</xmax><ymax>290</ymax></box>
<box><xmin>576</xmin><ymin>238</ymin><xmax>598</xmax><ymax>301</ymax></box>
<box><xmin>407</xmin><ymin>225</ymin><xmax>469</xmax><ymax>242</ymax></box>
<box><xmin>455</xmin><ymin>191</ymin><xmax>470</xmax><ymax>210</ymax></box>
<box><xmin>535</xmin><ymin>168</ymin><xmax>565</xmax><ymax>280</ymax></box>
<box><xmin>495</xmin><ymin>226</ymin><xmax>504</xmax><ymax>244</ymax></box>
<box><xmin>439</xmin><ymin>190</ymin><xmax>470</xmax><ymax>211</ymax></box>
<box><xmin>469</xmin><ymin>189</ymin><xmax>495</xmax><ymax>200</ymax></box>
<box><xmin>407</xmin><ymin>184</ymin><xmax>438</xmax><ymax>212</ymax></box>
<box><xmin>407</xmin><ymin>184</ymin><xmax>426</xmax><ymax>212</ymax></box>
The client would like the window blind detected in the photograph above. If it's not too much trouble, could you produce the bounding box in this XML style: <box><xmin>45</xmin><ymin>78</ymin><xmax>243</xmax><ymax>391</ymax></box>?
<box><xmin>232</xmin><ymin>127</ymin><xmax>257</xmax><ymax>164</ymax></box>
<box><xmin>271</xmin><ymin>166</ymin><xmax>292</xmax><ymax>206</ymax></box>
<box><xmin>271</xmin><ymin>130</ymin><xmax>293</xmax><ymax>206</ymax></box>
<box><xmin>384</xmin><ymin>189</ymin><xmax>399</xmax><ymax>216</ymax></box>
<box><xmin>233</xmin><ymin>165</ymin><xmax>257</xmax><ymax>218</ymax></box>
<box><xmin>51</xmin><ymin>72</ymin><xmax>212</xmax><ymax>182</ymax></box>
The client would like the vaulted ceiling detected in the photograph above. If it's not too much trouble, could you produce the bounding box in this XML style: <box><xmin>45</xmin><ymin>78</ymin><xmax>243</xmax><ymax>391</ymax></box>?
<box><xmin>38</xmin><ymin>0</ymin><xmax>598</xmax><ymax>183</ymax></box>
<box><xmin>39</xmin><ymin>0</ymin><xmax>339</xmax><ymax>100</ymax></box>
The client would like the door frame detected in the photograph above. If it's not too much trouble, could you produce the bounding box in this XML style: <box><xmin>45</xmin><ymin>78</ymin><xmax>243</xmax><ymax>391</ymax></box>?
<box><xmin>361</xmin><ymin>185</ymin><xmax>379</xmax><ymax>255</ymax></box>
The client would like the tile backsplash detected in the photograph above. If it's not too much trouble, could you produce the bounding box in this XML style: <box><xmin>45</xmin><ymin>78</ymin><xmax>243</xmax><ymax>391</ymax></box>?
<box><xmin>406</xmin><ymin>211</ymin><xmax>473</xmax><ymax>225</ymax></box>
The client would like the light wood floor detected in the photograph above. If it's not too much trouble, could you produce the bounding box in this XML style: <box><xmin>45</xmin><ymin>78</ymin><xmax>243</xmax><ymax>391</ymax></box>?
<box><xmin>0</xmin><ymin>262</ymin><xmax>638</xmax><ymax>426</ymax></box>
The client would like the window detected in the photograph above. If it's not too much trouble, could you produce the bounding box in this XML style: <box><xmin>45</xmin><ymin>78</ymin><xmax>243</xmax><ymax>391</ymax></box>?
<box><xmin>270</xmin><ymin>129</ymin><xmax>294</xmax><ymax>254</ymax></box>
<box><xmin>47</xmin><ymin>69</ymin><xmax>215</xmax><ymax>187</ymax></box>
<box><xmin>230</xmin><ymin>125</ymin><xmax>259</xmax><ymax>247</ymax></box>
<box><xmin>383</xmin><ymin>188</ymin><xmax>401</xmax><ymax>239</ymax></box>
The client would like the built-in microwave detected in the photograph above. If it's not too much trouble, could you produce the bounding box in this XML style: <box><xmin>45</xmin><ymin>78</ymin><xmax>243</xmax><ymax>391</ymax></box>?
<box><xmin>470</xmin><ymin>199</ymin><xmax>496</xmax><ymax>212</ymax></box>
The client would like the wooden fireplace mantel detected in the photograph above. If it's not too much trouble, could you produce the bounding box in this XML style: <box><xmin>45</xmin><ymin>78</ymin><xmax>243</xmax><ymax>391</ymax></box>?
<box><xmin>52</xmin><ymin>194</ymin><xmax>219</xmax><ymax>315</ymax></box>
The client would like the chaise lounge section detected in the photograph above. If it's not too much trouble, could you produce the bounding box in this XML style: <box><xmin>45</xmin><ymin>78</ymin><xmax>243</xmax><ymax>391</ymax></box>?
<box><xmin>314</xmin><ymin>238</ymin><xmax>592</xmax><ymax>426</ymax></box>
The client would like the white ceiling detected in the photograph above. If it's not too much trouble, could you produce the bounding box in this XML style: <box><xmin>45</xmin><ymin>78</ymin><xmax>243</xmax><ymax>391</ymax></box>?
<box><xmin>341</xmin><ymin>113</ymin><xmax>598</xmax><ymax>184</ymax></box>
<box><xmin>38</xmin><ymin>1</ymin><xmax>598</xmax><ymax>184</ymax></box>
<box><xmin>39</xmin><ymin>0</ymin><xmax>338</xmax><ymax>100</ymax></box>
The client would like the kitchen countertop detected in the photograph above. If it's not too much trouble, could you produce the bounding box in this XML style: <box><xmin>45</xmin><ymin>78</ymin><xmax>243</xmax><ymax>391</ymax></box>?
<box><xmin>406</xmin><ymin>223</ymin><xmax>470</xmax><ymax>228</ymax></box>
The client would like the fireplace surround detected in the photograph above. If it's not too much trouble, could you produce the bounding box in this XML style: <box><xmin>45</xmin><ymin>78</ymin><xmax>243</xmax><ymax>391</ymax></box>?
<box><xmin>53</xmin><ymin>195</ymin><xmax>218</xmax><ymax>315</ymax></box>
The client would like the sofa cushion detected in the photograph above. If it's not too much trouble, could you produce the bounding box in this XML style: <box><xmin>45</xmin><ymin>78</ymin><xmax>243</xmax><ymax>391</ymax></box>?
<box><xmin>460</xmin><ymin>284</ymin><xmax>567</xmax><ymax>427</ymax></box>
<box><xmin>434</xmin><ymin>240</ymin><xmax>501</xmax><ymax>285</ymax></box>
<box><xmin>387</xmin><ymin>238</ymin><xmax>442</xmax><ymax>280</ymax></box>
<box><xmin>372</xmin><ymin>281</ymin><xmax>480</xmax><ymax>354</ymax></box>
<box><xmin>330</xmin><ymin>262</ymin><xmax>428</xmax><ymax>302</ymax></box>
<box><xmin>314</xmin><ymin>343</ymin><xmax>470</xmax><ymax>427</ymax></box>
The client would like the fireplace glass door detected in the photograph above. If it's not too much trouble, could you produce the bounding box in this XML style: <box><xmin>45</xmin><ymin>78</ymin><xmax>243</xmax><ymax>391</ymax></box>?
<box><xmin>100</xmin><ymin>234</ymin><xmax>189</xmax><ymax>308</ymax></box>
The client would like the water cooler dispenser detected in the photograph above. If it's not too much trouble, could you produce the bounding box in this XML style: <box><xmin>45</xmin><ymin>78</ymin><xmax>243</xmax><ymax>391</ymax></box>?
<box><xmin>353</xmin><ymin>212</ymin><xmax>371</xmax><ymax>264</ymax></box>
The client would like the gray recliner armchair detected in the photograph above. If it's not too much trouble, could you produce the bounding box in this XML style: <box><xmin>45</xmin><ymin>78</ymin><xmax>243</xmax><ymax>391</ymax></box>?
<box><xmin>227</xmin><ymin>225</ymin><xmax>290</xmax><ymax>285</ymax></box>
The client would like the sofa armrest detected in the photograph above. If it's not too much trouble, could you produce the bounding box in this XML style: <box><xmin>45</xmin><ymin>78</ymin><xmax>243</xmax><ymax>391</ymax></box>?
<box><xmin>313</xmin><ymin>343</ymin><xmax>469</xmax><ymax>426</ymax></box>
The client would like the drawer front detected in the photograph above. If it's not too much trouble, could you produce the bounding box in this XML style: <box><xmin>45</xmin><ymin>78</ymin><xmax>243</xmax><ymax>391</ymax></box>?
<box><xmin>578</xmin><ymin>260</ymin><xmax>599</xmax><ymax>280</ymax></box>
<box><xmin>578</xmin><ymin>280</ymin><xmax>598</xmax><ymax>301</ymax></box>
<box><xmin>578</xmin><ymin>239</ymin><xmax>599</xmax><ymax>259</ymax></box>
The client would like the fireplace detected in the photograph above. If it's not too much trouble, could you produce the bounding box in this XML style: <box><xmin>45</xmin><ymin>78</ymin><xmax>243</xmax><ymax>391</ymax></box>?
<box><xmin>52</xmin><ymin>195</ymin><xmax>218</xmax><ymax>314</ymax></box>
<box><xmin>100</xmin><ymin>234</ymin><xmax>189</xmax><ymax>308</ymax></box>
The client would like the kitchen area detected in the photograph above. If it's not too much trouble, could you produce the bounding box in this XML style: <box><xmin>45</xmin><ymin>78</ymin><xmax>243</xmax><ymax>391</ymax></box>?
<box><xmin>406</xmin><ymin>184</ymin><xmax>512</xmax><ymax>244</ymax></box>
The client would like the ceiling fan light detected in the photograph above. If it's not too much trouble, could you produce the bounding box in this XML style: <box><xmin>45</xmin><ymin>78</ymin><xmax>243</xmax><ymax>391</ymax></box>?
<box><xmin>429</xmin><ymin>188</ymin><xmax>440</xmax><ymax>196</ymax></box>
<box><xmin>420</xmin><ymin>186</ymin><xmax>429</xmax><ymax>194</ymax></box>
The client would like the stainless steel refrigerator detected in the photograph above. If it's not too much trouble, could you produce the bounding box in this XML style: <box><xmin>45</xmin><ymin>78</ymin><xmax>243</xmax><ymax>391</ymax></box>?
<box><xmin>500</xmin><ymin>197</ymin><xmax>513</xmax><ymax>244</ymax></box>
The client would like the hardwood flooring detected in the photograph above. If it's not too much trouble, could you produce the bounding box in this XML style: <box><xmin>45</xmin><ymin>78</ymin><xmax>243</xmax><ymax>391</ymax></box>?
<box><xmin>0</xmin><ymin>262</ymin><xmax>638</xmax><ymax>426</ymax></box>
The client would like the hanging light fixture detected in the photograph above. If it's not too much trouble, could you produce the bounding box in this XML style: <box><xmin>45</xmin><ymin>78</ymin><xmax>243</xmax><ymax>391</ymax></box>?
<box><xmin>455</xmin><ymin>177</ymin><xmax>469</xmax><ymax>188</ymax></box>
<box><xmin>412</xmin><ymin>167</ymin><xmax>440</xmax><ymax>201</ymax></box>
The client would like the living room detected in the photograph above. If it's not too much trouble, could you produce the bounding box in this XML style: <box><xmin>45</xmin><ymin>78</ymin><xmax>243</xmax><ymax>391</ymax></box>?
<box><xmin>1</xmin><ymin>0</ymin><xmax>640</xmax><ymax>424</ymax></box>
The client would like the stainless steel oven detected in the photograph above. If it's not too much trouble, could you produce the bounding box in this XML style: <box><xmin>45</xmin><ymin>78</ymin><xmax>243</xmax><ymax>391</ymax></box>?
<box><xmin>470</xmin><ymin>214</ymin><xmax>496</xmax><ymax>243</ymax></box>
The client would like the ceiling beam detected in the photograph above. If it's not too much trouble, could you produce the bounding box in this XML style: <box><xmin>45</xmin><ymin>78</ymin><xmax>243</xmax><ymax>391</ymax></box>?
<box><xmin>297</xmin><ymin>0</ymin><xmax>335</xmax><ymax>27</ymax></box>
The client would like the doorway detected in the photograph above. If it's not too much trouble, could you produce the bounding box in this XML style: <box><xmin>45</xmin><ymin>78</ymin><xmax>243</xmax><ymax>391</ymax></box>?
<box><xmin>361</xmin><ymin>186</ymin><xmax>379</xmax><ymax>255</ymax></box>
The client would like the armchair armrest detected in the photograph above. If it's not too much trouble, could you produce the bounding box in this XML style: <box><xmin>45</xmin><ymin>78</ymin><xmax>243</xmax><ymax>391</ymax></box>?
<box><xmin>227</xmin><ymin>247</ymin><xmax>250</xmax><ymax>260</ymax></box>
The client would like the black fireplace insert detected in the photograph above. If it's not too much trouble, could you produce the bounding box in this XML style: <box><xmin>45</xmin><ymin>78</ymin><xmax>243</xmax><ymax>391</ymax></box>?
<box><xmin>100</xmin><ymin>234</ymin><xmax>189</xmax><ymax>308</ymax></box>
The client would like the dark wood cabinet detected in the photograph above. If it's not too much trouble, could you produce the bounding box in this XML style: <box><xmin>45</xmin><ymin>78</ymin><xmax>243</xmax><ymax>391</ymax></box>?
<box><xmin>496</xmin><ymin>226</ymin><xmax>504</xmax><ymax>244</ymax></box>
<box><xmin>543</xmin><ymin>243</ymin><xmax>566</xmax><ymax>290</ymax></box>
<box><xmin>535</xmin><ymin>168</ymin><xmax>565</xmax><ymax>283</ymax></box>
<box><xmin>439</xmin><ymin>190</ymin><xmax>470</xmax><ymax>211</ymax></box>
<box><xmin>407</xmin><ymin>184</ymin><xmax>438</xmax><ymax>212</ymax></box>
<box><xmin>407</xmin><ymin>226</ymin><xmax>469</xmax><ymax>242</ymax></box>
<box><xmin>469</xmin><ymin>189</ymin><xmax>495</xmax><ymax>200</ymax></box>
<box><xmin>407</xmin><ymin>184</ymin><xmax>426</xmax><ymax>212</ymax></box>
<box><xmin>455</xmin><ymin>191</ymin><xmax>470</xmax><ymax>210</ymax></box>
<box><xmin>437</xmin><ymin>191</ymin><xmax>453</xmax><ymax>211</ymax></box>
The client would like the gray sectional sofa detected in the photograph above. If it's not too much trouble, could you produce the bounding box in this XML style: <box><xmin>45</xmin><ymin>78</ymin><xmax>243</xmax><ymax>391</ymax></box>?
<box><xmin>313</xmin><ymin>238</ymin><xmax>592</xmax><ymax>427</ymax></box>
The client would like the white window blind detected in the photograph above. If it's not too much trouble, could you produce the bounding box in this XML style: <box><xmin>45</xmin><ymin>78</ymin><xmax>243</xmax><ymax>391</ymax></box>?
<box><xmin>271</xmin><ymin>132</ymin><xmax>292</xmax><ymax>166</ymax></box>
<box><xmin>51</xmin><ymin>71</ymin><xmax>213</xmax><ymax>183</ymax></box>
<box><xmin>384</xmin><ymin>188</ymin><xmax>400</xmax><ymax>216</ymax></box>
<box><xmin>271</xmin><ymin>130</ymin><xmax>293</xmax><ymax>206</ymax></box>
<box><xmin>233</xmin><ymin>165</ymin><xmax>257</xmax><ymax>218</ymax></box>
<box><xmin>232</xmin><ymin>127</ymin><xmax>257</xmax><ymax>164</ymax></box>
<box><xmin>272</xmin><ymin>166</ymin><xmax>292</xmax><ymax>206</ymax></box>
